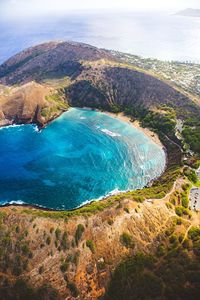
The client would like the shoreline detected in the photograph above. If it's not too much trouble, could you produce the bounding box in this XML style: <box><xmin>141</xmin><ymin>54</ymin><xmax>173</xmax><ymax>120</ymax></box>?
<box><xmin>0</xmin><ymin>106</ymin><xmax>167</xmax><ymax>213</ymax></box>
<box><xmin>100</xmin><ymin>110</ymin><xmax>164</xmax><ymax>148</ymax></box>
<box><xmin>0</xmin><ymin>107</ymin><xmax>163</xmax><ymax>148</ymax></box>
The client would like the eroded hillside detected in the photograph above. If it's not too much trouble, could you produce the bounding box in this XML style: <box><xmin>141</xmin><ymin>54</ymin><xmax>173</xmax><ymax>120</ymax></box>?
<box><xmin>0</xmin><ymin>41</ymin><xmax>199</xmax><ymax>129</ymax></box>
<box><xmin>0</xmin><ymin>175</ymin><xmax>199</xmax><ymax>299</ymax></box>
<box><xmin>0</xmin><ymin>82</ymin><xmax>68</xmax><ymax>127</ymax></box>
<box><xmin>0</xmin><ymin>41</ymin><xmax>115</xmax><ymax>85</ymax></box>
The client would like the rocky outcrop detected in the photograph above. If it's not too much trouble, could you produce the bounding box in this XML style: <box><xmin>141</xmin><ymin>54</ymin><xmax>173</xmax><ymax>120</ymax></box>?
<box><xmin>0</xmin><ymin>82</ymin><xmax>68</xmax><ymax>127</ymax></box>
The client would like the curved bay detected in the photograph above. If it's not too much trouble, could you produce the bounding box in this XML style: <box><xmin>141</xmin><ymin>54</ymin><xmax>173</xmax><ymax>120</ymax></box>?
<box><xmin>0</xmin><ymin>108</ymin><xmax>165</xmax><ymax>209</ymax></box>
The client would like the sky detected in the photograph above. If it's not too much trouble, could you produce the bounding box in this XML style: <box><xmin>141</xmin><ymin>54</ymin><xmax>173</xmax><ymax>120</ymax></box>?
<box><xmin>0</xmin><ymin>0</ymin><xmax>199</xmax><ymax>20</ymax></box>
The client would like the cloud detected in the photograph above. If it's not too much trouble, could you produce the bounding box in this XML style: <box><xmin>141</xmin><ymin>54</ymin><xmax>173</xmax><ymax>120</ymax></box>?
<box><xmin>1</xmin><ymin>0</ymin><xmax>199</xmax><ymax>20</ymax></box>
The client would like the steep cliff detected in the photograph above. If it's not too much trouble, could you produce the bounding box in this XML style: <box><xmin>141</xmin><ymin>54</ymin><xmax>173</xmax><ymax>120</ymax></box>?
<box><xmin>65</xmin><ymin>62</ymin><xmax>199</xmax><ymax>118</ymax></box>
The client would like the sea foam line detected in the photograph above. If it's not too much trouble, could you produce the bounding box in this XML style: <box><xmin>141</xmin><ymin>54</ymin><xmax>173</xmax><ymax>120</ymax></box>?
<box><xmin>0</xmin><ymin>123</ymin><xmax>39</xmax><ymax>133</ymax></box>
<box><xmin>0</xmin><ymin>124</ymin><xmax>26</xmax><ymax>130</ymax></box>
<box><xmin>76</xmin><ymin>188</ymin><xmax>128</xmax><ymax>209</ymax></box>
<box><xmin>100</xmin><ymin>128</ymin><xmax>121</xmax><ymax>137</ymax></box>
<box><xmin>0</xmin><ymin>200</ymin><xmax>26</xmax><ymax>205</ymax></box>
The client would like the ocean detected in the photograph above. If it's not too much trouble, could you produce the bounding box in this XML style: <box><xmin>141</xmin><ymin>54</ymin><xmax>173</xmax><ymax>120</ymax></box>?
<box><xmin>0</xmin><ymin>10</ymin><xmax>200</xmax><ymax>64</ymax></box>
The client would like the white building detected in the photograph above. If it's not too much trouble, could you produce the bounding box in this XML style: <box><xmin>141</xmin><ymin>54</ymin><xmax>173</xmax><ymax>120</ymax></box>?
<box><xmin>190</xmin><ymin>187</ymin><xmax>200</xmax><ymax>211</ymax></box>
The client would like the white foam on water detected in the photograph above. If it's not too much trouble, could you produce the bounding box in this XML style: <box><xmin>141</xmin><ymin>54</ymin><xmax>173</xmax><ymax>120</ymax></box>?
<box><xmin>0</xmin><ymin>123</ymin><xmax>40</xmax><ymax>133</ymax></box>
<box><xmin>0</xmin><ymin>124</ymin><xmax>25</xmax><ymax>130</ymax></box>
<box><xmin>76</xmin><ymin>188</ymin><xmax>128</xmax><ymax>209</ymax></box>
<box><xmin>33</xmin><ymin>126</ymin><xmax>40</xmax><ymax>132</ymax></box>
<box><xmin>101</xmin><ymin>128</ymin><xmax>121</xmax><ymax>137</ymax></box>
<box><xmin>9</xmin><ymin>200</ymin><xmax>25</xmax><ymax>205</ymax></box>
<box><xmin>0</xmin><ymin>200</ymin><xmax>25</xmax><ymax>205</ymax></box>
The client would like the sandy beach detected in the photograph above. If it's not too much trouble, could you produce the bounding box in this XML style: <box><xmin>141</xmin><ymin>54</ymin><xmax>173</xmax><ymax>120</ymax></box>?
<box><xmin>101</xmin><ymin>111</ymin><xmax>164</xmax><ymax>148</ymax></box>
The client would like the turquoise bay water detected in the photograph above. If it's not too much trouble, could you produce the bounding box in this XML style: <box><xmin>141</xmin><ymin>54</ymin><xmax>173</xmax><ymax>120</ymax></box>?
<box><xmin>0</xmin><ymin>108</ymin><xmax>165</xmax><ymax>210</ymax></box>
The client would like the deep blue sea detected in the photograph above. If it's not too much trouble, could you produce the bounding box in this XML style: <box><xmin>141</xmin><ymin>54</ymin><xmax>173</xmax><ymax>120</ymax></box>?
<box><xmin>0</xmin><ymin>108</ymin><xmax>165</xmax><ymax>209</ymax></box>
<box><xmin>0</xmin><ymin>10</ymin><xmax>200</xmax><ymax>64</ymax></box>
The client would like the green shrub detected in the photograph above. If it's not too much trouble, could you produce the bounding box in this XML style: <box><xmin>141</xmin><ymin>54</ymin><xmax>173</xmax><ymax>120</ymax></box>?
<box><xmin>86</xmin><ymin>240</ymin><xmax>95</xmax><ymax>253</ymax></box>
<box><xmin>182</xmin><ymin>125</ymin><xmax>200</xmax><ymax>155</ymax></box>
<box><xmin>170</xmin><ymin>197</ymin><xmax>176</xmax><ymax>205</ymax></box>
<box><xmin>61</xmin><ymin>232</ymin><xmax>69</xmax><ymax>251</ymax></box>
<box><xmin>188</xmin><ymin>227</ymin><xmax>200</xmax><ymax>241</ymax></box>
<box><xmin>12</xmin><ymin>255</ymin><xmax>23</xmax><ymax>276</ymax></box>
<box><xmin>134</xmin><ymin>196</ymin><xmax>145</xmax><ymax>202</ymax></box>
<box><xmin>107</xmin><ymin>218</ymin><xmax>114</xmax><ymax>225</ymax></box>
<box><xmin>182</xmin><ymin>183</ymin><xmax>190</xmax><ymax>191</ymax></box>
<box><xmin>105</xmin><ymin>243</ymin><xmax>200</xmax><ymax>300</ymax></box>
<box><xmin>21</xmin><ymin>244</ymin><xmax>30</xmax><ymax>256</ymax></box>
<box><xmin>175</xmin><ymin>206</ymin><xmax>184</xmax><ymax>216</ymax></box>
<box><xmin>193</xmin><ymin>240</ymin><xmax>200</xmax><ymax>258</ymax></box>
<box><xmin>110</xmin><ymin>104</ymin><xmax>122</xmax><ymax>113</ymax></box>
<box><xmin>15</xmin><ymin>226</ymin><xmax>20</xmax><ymax>233</ymax></box>
<box><xmin>178</xmin><ymin>234</ymin><xmax>184</xmax><ymax>243</ymax></box>
<box><xmin>165</xmin><ymin>225</ymin><xmax>175</xmax><ymax>237</ymax></box>
<box><xmin>169</xmin><ymin>234</ymin><xmax>178</xmax><ymax>245</ymax></box>
<box><xmin>0</xmin><ymin>278</ymin><xmax>59</xmax><ymax>299</ymax></box>
<box><xmin>166</xmin><ymin>202</ymin><xmax>173</xmax><ymax>209</ymax></box>
<box><xmin>182</xmin><ymin>238</ymin><xmax>190</xmax><ymax>249</ymax></box>
<box><xmin>175</xmin><ymin>206</ymin><xmax>190</xmax><ymax>217</ymax></box>
<box><xmin>156</xmin><ymin>245</ymin><xmax>165</xmax><ymax>257</ymax></box>
<box><xmin>120</xmin><ymin>232</ymin><xmax>135</xmax><ymax>249</ymax></box>
<box><xmin>97</xmin><ymin>261</ymin><xmax>106</xmax><ymax>271</ymax></box>
<box><xmin>124</xmin><ymin>207</ymin><xmax>130</xmax><ymax>213</ymax></box>
<box><xmin>176</xmin><ymin>217</ymin><xmax>182</xmax><ymax>225</ymax></box>
<box><xmin>193</xmin><ymin>160</ymin><xmax>200</xmax><ymax>169</ymax></box>
<box><xmin>71</xmin><ymin>239</ymin><xmax>75</xmax><ymax>248</ymax></box>
<box><xmin>60</xmin><ymin>262</ymin><xmax>69</xmax><ymax>273</ymax></box>
<box><xmin>55</xmin><ymin>228</ymin><xmax>61</xmax><ymax>240</ymax></box>
<box><xmin>46</xmin><ymin>236</ymin><xmax>51</xmax><ymax>245</ymax></box>
<box><xmin>68</xmin><ymin>282</ymin><xmax>79</xmax><ymax>298</ymax></box>
<box><xmin>63</xmin><ymin>274</ymin><xmax>69</xmax><ymax>282</ymax></box>
<box><xmin>36</xmin><ymin>283</ymin><xmax>59</xmax><ymax>300</ymax></box>
<box><xmin>39</xmin><ymin>265</ymin><xmax>44</xmax><ymax>274</ymax></box>
<box><xmin>75</xmin><ymin>224</ymin><xmax>85</xmax><ymax>245</ymax></box>
<box><xmin>72</xmin><ymin>251</ymin><xmax>80</xmax><ymax>266</ymax></box>
<box><xmin>181</xmin><ymin>194</ymin><xmax>189</xmax><ymax>208</ymax></box>
<box><xmin>183</xmin><ymin>168</ymin><xmax>198</xmax><ymax>183</ymax></box>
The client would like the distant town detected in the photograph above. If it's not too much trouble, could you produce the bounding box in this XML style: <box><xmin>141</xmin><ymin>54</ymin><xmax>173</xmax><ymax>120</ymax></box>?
<box><xmin>109</xmin><ymin>50</ymin><xmax>200</xmax><ymax>98</ymax></box>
